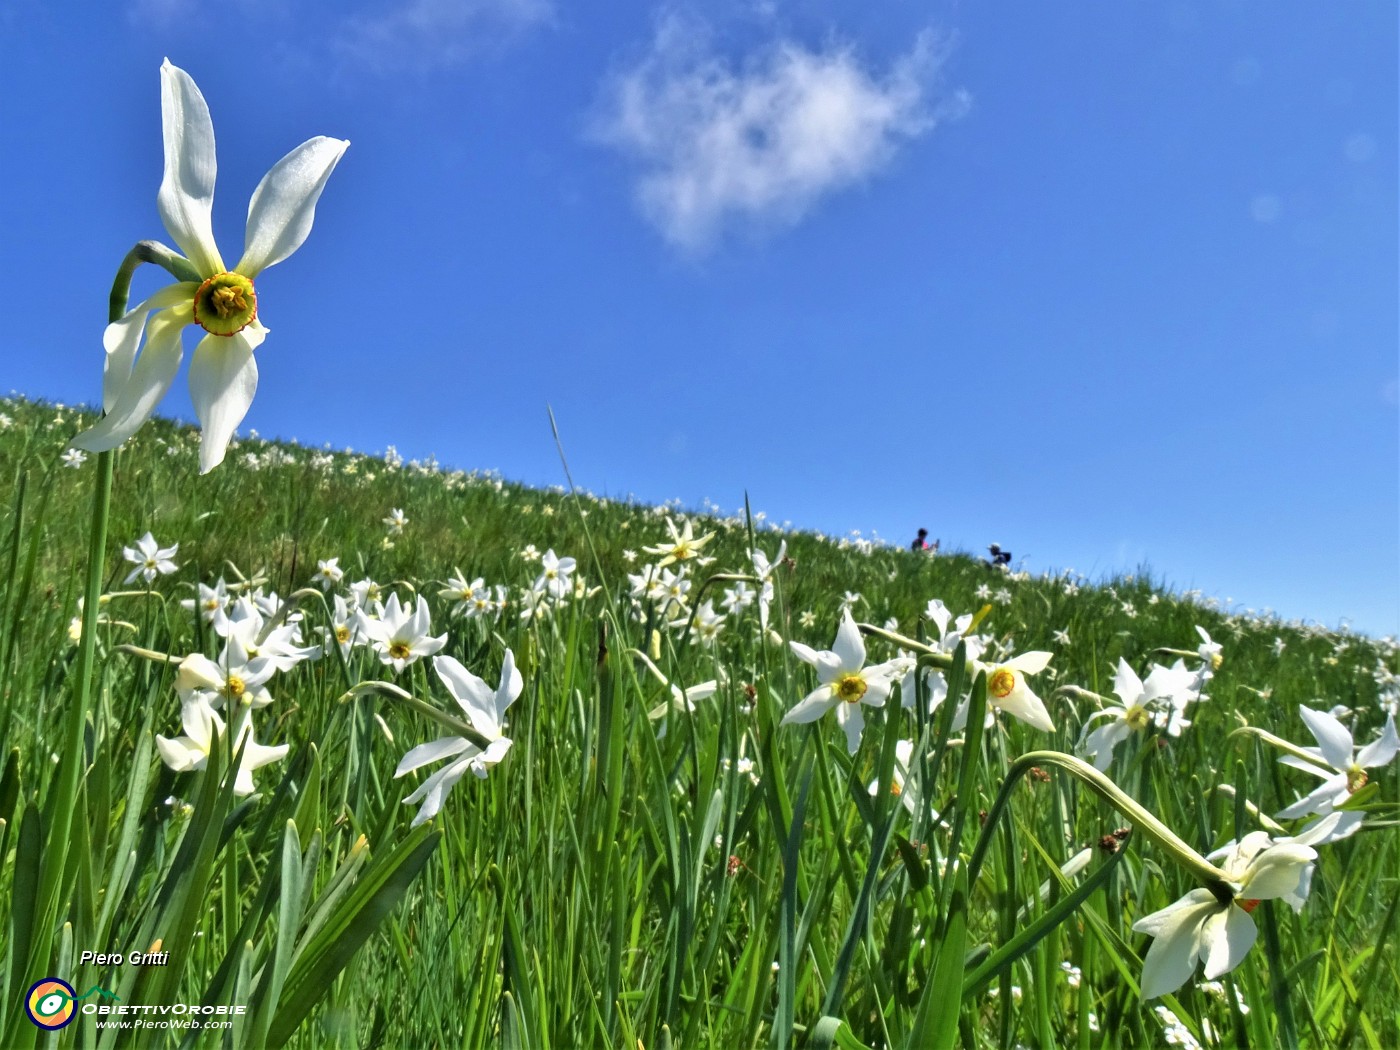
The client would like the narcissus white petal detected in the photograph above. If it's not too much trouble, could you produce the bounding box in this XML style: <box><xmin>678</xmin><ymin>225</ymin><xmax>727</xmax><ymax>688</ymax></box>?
<box><xmin>189</xmin><ymin>327</ymin><xmax>263</xmax><ymax>473</ymax></box>
<box><xmin>158</xmin><ymin>59</ymin><xmax>223</xmax><ymax>277</ymax></box>
<box><xmin>237</xmin><ymin>136</ymin><xmax>350</xmax><ymax>277</ymax></box>
<box><xmin>73</xmin><ymin>309</ymin><xmax>187</xmax><ymax>453</ymax></box>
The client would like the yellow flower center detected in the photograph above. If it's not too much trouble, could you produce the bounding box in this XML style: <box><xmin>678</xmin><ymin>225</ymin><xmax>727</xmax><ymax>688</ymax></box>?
<box><xmin>1125</xmin><ymin>704</ymin><xmax>1151</xmax><ymax>731</ymax></box>
<box><xmin>1236</xmin><ymin>898</ymin><xmax>1261</xmax><ymax>914</ymax></box>
<box><xmin>1347</xmin><ymin>766</ymin><xmax>1368</xmax><ymax>793</ymax></box>
<box><xmin>224</xmin><ymin>675</ymin><xmax>246</xmax><ymax>700</ymax></box>
<box><xmin>1210</xmin><ymin>652</ymin><xmax>1223</xmax><ymax>671</ymax></box>
<box><xmin>988</xmin><ymin>668</ymin><xmax>1016</xmax><ymax>699</ymax></box>
<box><xmin>193</xmin><ymin>272</ymin><xmax>258</xmax><ymax>337</ymax></box>
<box><xmin>834</xmin><ymin>673</ymin><xmax>867</xmax><ymax>703</ymax></box>
<box><xmin>335</xmin><ymin>625</ymin><xmax>351</xmax><ymax>644</ymax></box>
<box><xmin>388</xmin><ymin>641</ymin><xmax>412</xmax><ymax>661</ymax></box>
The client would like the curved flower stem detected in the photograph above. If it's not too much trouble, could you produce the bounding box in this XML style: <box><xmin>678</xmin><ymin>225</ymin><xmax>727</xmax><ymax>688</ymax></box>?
<box><xmin>967</xmin><ymin>750</ymin><xmax>1238</xmax><ymax>906</ymax></box>
<box><xmin>254</xmin><ymin>585</ymin><xmax>326</xmax><ymax>646</ymax></box>
<box><xmin>1228</xmin><ymin>725</ymin><xmax>1335</xmax><ymax>774</ymax></box>
<box><xmin>28</xmin><ymin>245</ymin><xmax>164</xmax><ymax>995</ymax></box>
<box><xmin>338</xmin><ymin>679</ymin><xmax>493</xmax><ymax>750</ymax></box>
<box><xmin>855</xmin><ymin>621</ymin><xmax>954</xmax><ymax>670</ymax></box>
<box><xmin>115</xmin><ymin>643</ymin><xmax>182</xmax><ymax>664</ymax></box>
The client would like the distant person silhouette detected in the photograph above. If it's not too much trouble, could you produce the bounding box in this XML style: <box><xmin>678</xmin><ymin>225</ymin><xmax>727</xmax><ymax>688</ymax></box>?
<box><xmin>912</xmin><ymin>528</ymin><xmax>931</xmax><ymax>552</ymax></box>
<box><xmin>987</xmin><ymin>543</ymin><xmax>1012</xmax><ymax>567</ymax></box>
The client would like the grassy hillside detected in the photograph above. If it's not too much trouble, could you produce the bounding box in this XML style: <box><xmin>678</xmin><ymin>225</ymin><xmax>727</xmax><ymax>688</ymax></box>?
<box><xmin>0</xmin><ymin>393</ymin><xmax>1395</xmax><ymax>1049</ymax></box>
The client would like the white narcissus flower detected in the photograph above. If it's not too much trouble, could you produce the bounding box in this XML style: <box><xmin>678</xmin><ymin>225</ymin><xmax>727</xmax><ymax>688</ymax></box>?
<box><xmin>439</xmin><ymin>573</ymin><xmax>484</xmax><ymax>618</ymax></box>
<box><xmin>180</xmin><ymin>578</ymin><xmax>230</xmax><ymax>623</ymax></box>
<box><xmin>156</xmin><ymin>698</ymin><xmax>288</xmax><ymax>796</ymax></box>
<box><xmin>1195</xmin><ymin>626</ymin><xmax>1223</xmax><ymax>674</ymax></box>
<box><xmin>782</xmin><ymin>610</ymin><xmax>902</xmax><ymax>754</ymax></box>
<box><xmin>720</xmin><ymin>581</ymin><xmax>755</xmax><ymax>614</ymax></box>
<box><xmin>866</xmin><ymin>739</ymin><xmax>941</xmax><ymax>822</ymax></box>
<box><xmin>123</xmin><ymin>531</ymin><xmax>180</xmax><ymax>584</ymax></box>
<box><xmin>1276</xmin><ymin>705</ymin><xmax>1399</xmax><ymax>819</ymax></box>
<box><xmin>644</xmin><ymin>518</ymin><xmax>716</xmax><ymax>568</ymax></box>
<box><xmin>977</xmin><ymin>652</ymin><xmax>1055</xmax><ymax>732</ymax></box>
<box><xmin>176</xmin><ymin>652</ymin><xmax>276</xmax><ymax>710</ymax></box>
<box><xmin>1207</xmin><ymin>811</ymin><xmax>1363</xmax><ymax>914</ymax></box>
<box><xmin>72</xmin><ymin>60</ymin><xmax>349</xmax><ymax>473</ymax></box>
<box><xmin>213</xmin><ymin>596</ymin><xmax>321</xmax><ymax>672</ymax></box>
<box><xmin>677</xmin><ymin>599</ymin><xmax>725</xmax><ymax>647</ymax></box>
<box><xmin>318</xmin><ymin>594</ymin><xmax>360</xmax><ymax>659</ymax></box>
<box><xmin>1077</xmin><ymin>659</ymin><xmax>1198</xmax><ymax>771</ymax></box>
<box><xmin>751</xmin><ymin>541</ymin><xmax>786</xmax><ymax>632</ymax></box>
<box><xmin>358</xmin><ymin>594</ymin><xmax>447</xmax><ymax>673</ymax></box>
<box><xmin>534</xmin><ymin>549</ymin><xmax>576</xmax><ymax>600</ymax></box>
<box><xmin>395</xmin><ymin>651</ymin><xmax>522</xmax><ymax>827</ymax></box>
<box><xmin>312</xmin><ymin>557</ymin><xmax>344</xmax><ymax>591</ymax></box>
<box><xmin>1132</xmin><ymin>831</ymin><xmax>1317</xmax><ymax>999</ymax></box>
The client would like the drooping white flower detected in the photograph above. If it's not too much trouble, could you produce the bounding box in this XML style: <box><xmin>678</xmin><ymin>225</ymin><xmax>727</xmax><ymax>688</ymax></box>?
<box><xmin>866</xmin><ymin>739</ymin><xmax>941</xmax><ymax>822</ymax></box>
<box><xmin>1132</xmin><ymin>831</ymin><xmax>1316</xmax><ymax>998</ymax></box>
<box><xmin>155</xmin><ymin>697</ymin><xmax>288</xmax><ymax>796</ymax></box>
<box><xmin>751</xmin><ymin>540</ymin><xmax>786</xmax><ymax>631</ymax></box>
<box><xmin>976</xmin><ymin>651</ymin><xmax>1055</xmax><ymax>732</ymax></box>
<box><xmin>900</xmin><ymin>600</ymin><xmax>988</xmax><ymax>718</ymax></box>
<box><xmin>347</xmin><ymin>577</ymin><xmax>384</xmax><ymax>613</ymax></box>
<box><xmin>677</xmin><ymin>599</ymin><xmax>725</xmax><ymax>647</ymax></box>
<box><xmin>1194</xmin><ymin>626</ymin><xmax>1223</xmax><ymax>678</ymax></box>
<box><xmin>439</xmin><ymin>573</ymin><xmax>485</xmax><ymax>618</ymax></box>
<box><xmin>73</xmin><ymin>60</ymin><xmax>348</xmax><ymax>473</ymax></box>
<box><xmin>316</xmin><ymin>594</ymin><xmax>362</xmax><ymax>660</ymax></box>
<box><xmin>1276</xmin><ymin>705</ymin><xmax>1399</xmax><ymax>819</ymax></box>
<box><xmin>395</xmin><ymin>651</ymin><xmax>521</xmax><ymax>826</ymax></box>
<box><xmin>122</xmin><ymin>531</ymin><xmax>180</xmax><ymax>584</ymax></box>
<box><xmin>783</xmin><ymin>610</ymin><xmax>902</xmax><ymax>754</ymax></box>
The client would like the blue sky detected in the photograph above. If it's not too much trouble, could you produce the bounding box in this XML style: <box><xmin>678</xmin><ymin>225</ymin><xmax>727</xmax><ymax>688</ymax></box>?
<box><xmin>1</xmin><ymin>1</ymin><xmax>1396</xmax><ymax>635</ymax></box>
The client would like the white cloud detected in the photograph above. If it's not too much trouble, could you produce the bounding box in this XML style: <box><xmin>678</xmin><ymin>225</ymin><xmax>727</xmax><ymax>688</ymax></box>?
<box><xmin>334</xmin><ymin>0</ymin><xmax>553</xmax><ymax>74</ymax></box>
<box><xmin>591</xmin><ymin>15</ymin><xmax>967</xmax><ymax>251</ymax></box>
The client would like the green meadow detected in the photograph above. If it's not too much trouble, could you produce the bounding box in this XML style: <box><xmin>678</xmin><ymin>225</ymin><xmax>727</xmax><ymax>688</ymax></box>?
<box><xmin>0</xmin><ymin>395</ymin><xmax>1395</xmax><ymax>1049</ymax></box>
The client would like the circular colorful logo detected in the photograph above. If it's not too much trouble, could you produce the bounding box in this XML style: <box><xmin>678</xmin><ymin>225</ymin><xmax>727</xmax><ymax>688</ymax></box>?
<box><xmin>26</xmin><ymin>978</ymin><xmax>77</xmax><ymax>1030</ymax></box>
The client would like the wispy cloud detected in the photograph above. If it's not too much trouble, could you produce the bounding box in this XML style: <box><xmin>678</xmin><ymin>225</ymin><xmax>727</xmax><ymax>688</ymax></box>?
<box><xmin>333</xmin><ymin>0</ymin><xmax>553</xmax><ymax>74</ymax></box>
<box><xmin>590</xmin><ymin>14</ymin><xmax>967</xmax><ymax>251</ymax></box>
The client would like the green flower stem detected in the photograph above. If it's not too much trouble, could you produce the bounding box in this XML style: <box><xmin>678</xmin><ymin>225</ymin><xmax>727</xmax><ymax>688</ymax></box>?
<box><xmin>856</xmin><ymin>622</ymin><xmax>954</xmax><ymax>669</ymax></box>
<box><xmin>1055</xmin><ymin>684</ymin><xmax>1109</xmax><ymax>706</ymax></box>
<box><xmin>967</xmin><ymin>750</ymin><xmax>1238</xmax><ymax>905</ymax></box>
<box><xmin>254</xmin><ymin>586</ymin><xmax>326</xmax><ymax>645</ymax></box>
<box><xmin>1228</xmin><ymin>725</ymin><xmax>1336</xmax><ymax>774</ymax></box>
<box><xmin>23</xmin><ymin>244</ymin><xmax>171</xmax><ymax>1005</ymax></box>
<box><xmin>114</xmin><ymin>644</ymin><xmax>182</xmax><ymax>664</ymax></box>
<box><xmin>338</xmin><ymin>680</ymin><xmax>492</xmax><ymax>750</ymax></box>
<box><xmin>682</xmin><ymin>573</ymin><xmax>757</xmax><ymax>638</ymax></box>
